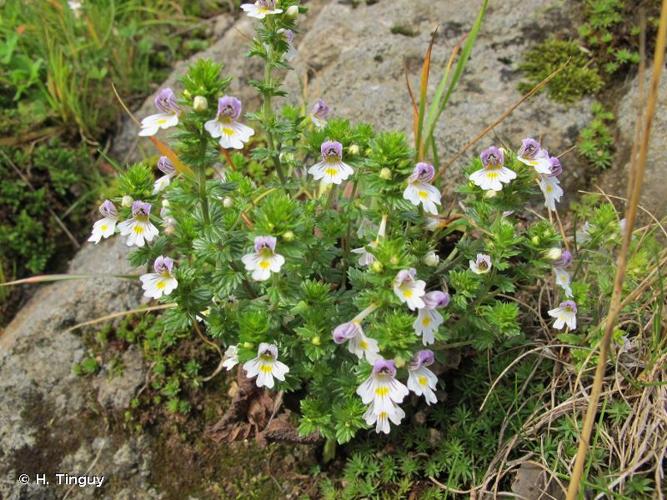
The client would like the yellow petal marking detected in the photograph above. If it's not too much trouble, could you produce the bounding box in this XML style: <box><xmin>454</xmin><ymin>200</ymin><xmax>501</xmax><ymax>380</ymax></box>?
<box><xmin>422</xmin><ymin>316</ymin><xmax>431</xmax><ymax>326</ymax></box>
<box><xmin>359</xmin><ymin>340</ymin><xmax>368</xmax><ymax>350</ymax></box>
<box><xmin>418</xmin><ymin>190</ymin><xmax>429</xmax><ymax>199</ymax></box>
<box><xmin>259</xmin><ymin>260</ymin><xmax>271</xmax><ymax>269</ymax></box>
<box><xmin>418</xmin><ymin>375</ymin><xmax>427</xmax><ymax>386</ymax></box>
<box><xmin>100</xmin><ymin>224</ymin><xmax>108</xmax><ymax>231</ymax></box>
<box><xmin>325</xmin><ymin>168</ymin><xmax>338</xmax><ymax>177</ymax></box>
<box><xmin>156</xmin><ymin>281</ymin><xmax>166</xmax><ymax>290</ymax></box>
<box><xmin>403</xmin><ymin>289</ymin><xmax>413</xmax><ymax>299</ymax></box>
<box><xmin>223</xmin><ymin>127</ymin><xmax>235</xmax><ymax>136</ymax></box>
<box><xmin>375</xmin><ymin>386</ymin><xmax>389</xmax><ymax>397</ymax></box>
<box><xmin>133</xmin><ymin>225</ymin><xmax>144</xmax><ymax>235</ymax></box>
<box><xmin>260</xmin><ymin>364</ymin><xmax>273</xmax><ymax>374</ymax></box>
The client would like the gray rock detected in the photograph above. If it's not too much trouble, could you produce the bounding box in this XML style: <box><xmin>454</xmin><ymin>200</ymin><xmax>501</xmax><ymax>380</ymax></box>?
<box><xmin>94</xmin><ymin>346</ymin><xmax>145</xmax><ymax>411</ymax></box>
<box><xmin>0</xmin><ymin>238</ymin><xmax>149</xmax><ymax>499</ymax></box>
<box><xmin>283</xmin><ymin>0</ymin><xmax>592</xmax><ymax>194</ymax></box>
<box><xmin>599</xmin><ymin>71</ymin><xmax>667</xmax><ymax>217</ymax></box>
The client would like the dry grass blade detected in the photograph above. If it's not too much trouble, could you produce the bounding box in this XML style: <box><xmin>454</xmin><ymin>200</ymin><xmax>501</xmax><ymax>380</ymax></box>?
<box><xmin>405</xmin><ymin>60</ymin><xmax>419</xmax><ymax>140</ymax></box>
<box><xmin>1</xmin><ymin>273</ymin><xmax>137</xmax><ymax>287</ymax></box>
<box><xmin>566</xmin><ymin>1</ymin><xmax>667</xmax><ymax>497</ymax></box>
<box><xmin>437</xmin><ymin>62</ymin><xmax>567</xmax><ymax>183</ymax></box>
<box><xmin>416</xmin><ymin>27</ymin><xmax>439</xmax><ymax>160</ymax></box>
<box><xmin>65</xmin><ymin>303</ymin><xmax>175</xmax><ymax>332</ymax></box>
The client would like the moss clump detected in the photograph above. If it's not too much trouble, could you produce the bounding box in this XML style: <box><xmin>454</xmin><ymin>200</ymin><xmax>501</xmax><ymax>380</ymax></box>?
<box><xmin>578</xmin><ymin>102</ymin><xmax>615</xmax><ymax>170</ymax></box>
<box><xmin>518</xmin><ymin>39</ymin><xmax>604</xmax><ymax>104</ymax></box>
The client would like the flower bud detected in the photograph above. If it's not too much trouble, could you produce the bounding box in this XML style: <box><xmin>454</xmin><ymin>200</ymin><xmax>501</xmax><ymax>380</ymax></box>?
<box><xmin>286</xmin><ymin>5</ymin><xmax>299</xmax><ymax>17</ymax></box>
<box><xmin>223</xmin><ymin>197</ymin><xmax>234</xmax><ymax>208</ymax></box>
<box><xmin>242</xmin><ymin>342</ymin><xmax>254</xmax><ymax>350</ymax></box>
<box><xmin>282</xmin><ymin>230</ymin><xmax>295</xmax><ymax>242</ymax></box>
<box><xmin>389</xmin><ymin>256</ymin><xmax>399</xmax><ymax>266</ymax></box>
<box><xmin>546</xmin><ymin>247</ymin><xmax>562</xmax><ymax>261</ymax></box>
<box><xmin>371</xmin><ymin>261</ymin><xmax>383</xmax><ymax>273</ymax></box>
<box><xmin>164</xmin><ymin>225</ymin><xmax>176</xmax><ymax>236</ymax></box>
<box><xmin>193</xmin><ymin>95</ymin><xmax>207</xmax><ymax>112</ymax></box>
<box><xmin>484</xmin><ymin>190</ymin><xmax>497</xmax><ymax>199</ymax></box>
<box><xmin>279</xmin><ymin>151</ymin><xmax>295</xmax><ymax>163</ymax></box>
<box><xmin>311</xmin><ymin>336</ymin><xmax>321</xmax><ymax>346</ymax></box>
<box><xmin>183</xmin><ymin>89</ymin><xmax>192</xmax><ymax>99</ymax></box>
<box><xmin>531</xmin><ymin>236</ymin><xmax>540</xmax><ymax>245</ymax></box>
<box><xmin>394</xmin><ymin>356</ymin><xmax>406</xmax><ymax>368</ymax></box>
<box><xmin>379</xmin><ymin>168</ymin><xmax>392</xmax><ymax>180</ymax></box>
<box><xmin>423</xmin><ymin>251</ymin><xmax>439</xmax><ymax>267</ymax></box>
<box><xmin>161</xmin><ymin>199</ymin><xmax>170</xmax><ymax>208</ymax></box>
<box><xmin>348</xmin><ymin>144</ymin><xmax>360</xmax><ymax>156</ymax></box>
<box><xmin>121</xmin><ymin>195</ymin><xmax>134</xmax><ymax>207</ymax></box>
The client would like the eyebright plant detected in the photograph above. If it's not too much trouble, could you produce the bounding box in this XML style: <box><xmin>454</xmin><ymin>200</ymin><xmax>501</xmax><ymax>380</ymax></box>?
<box><xmin>91</xmin><ymin>1</ymin><xmax>583</xmax><ymax>444</ymax></box>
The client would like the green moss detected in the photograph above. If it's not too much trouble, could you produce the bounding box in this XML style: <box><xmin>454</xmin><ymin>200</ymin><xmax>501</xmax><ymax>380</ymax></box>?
<box><xmin>518</xmin><ymin>39</ymin><xmax>604</xmax><ymax>103</ymax></box>
<box><xmin>390</xmin><ymin>24</ymin><xmax>419</xmax><ymax>37</ymax></box>
<box><xmin>578</xmin><ymin>102</ymin><xmax>615</xmax><ymax>170</ymax></box>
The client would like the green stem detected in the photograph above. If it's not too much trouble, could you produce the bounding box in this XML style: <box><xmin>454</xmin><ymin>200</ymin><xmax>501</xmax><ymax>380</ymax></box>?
<box><xmin>262</xmin><ymin>35</ymin><xmax>287</xmax><ymax>187</ymax></box>
<box><xmin>198</xmin><ymin>134</ymin><xmax>210</xmax><ymax>225</ymax></box>
<box><xmin>326</xmin><ymin>184</ymin><xmax>338</xmax><ymax>209</ymax></box>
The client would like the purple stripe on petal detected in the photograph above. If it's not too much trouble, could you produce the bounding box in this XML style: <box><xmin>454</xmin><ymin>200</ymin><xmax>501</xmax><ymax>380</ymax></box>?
<box><xmin>254</xmin><ymin>235</ymin><xmax>277</xmax><ymax>253</ymax></box>
<box><xmin>518</xmin><ymin>137</ymin><xmax>541</xmax><ymax>159</ymax></box>
<box><xmin>410</xmin><ymin>349</ymin><xmax>435</xmax><ymax>370</ymax></box>
<box><xmin>217</xmin><ymin>96</ymin><xmax>242</xmax><ymax>120</ymax></box>
<box><xmin>480</xmin><ymin>146</ymin><xmax>504</xmax><ymax>168</ymax></box>
<box><xmin>157</xmin><ymin>156</ymin><xmax>176</xmax><ymax>175</ymax></box>
<box><xmin>99</xmin><ymin>200</ymin><xmax>117</xmax><ymax>218</ymax></box>
<box><xmin>372</xmin><ymin>358</ymin><xmax>397</xmax><ymax>377</ymax></box>
<box><xmin>154</xmin><ymin>88</ymin><xmax>179</xmax><ymax>114</ymax></box>
<box><xmin>321</xmin><ymin>141</ymin><xmax>343</xmax><ymax>161</ymax></box>
<box><xmin>131</xmin><ymin>200</ymin><xmax>152</xmax><ymax>217</ymax></box>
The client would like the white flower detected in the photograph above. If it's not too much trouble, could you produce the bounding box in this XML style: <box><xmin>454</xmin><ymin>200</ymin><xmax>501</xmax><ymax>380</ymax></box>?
<box><xmin>554</xmin><ymin>267</ymin><xmax>573</xmax><ymax>298</ymax></box>
<box><xmin>243</xmin><ymin>343</ymin><xmax>289</xmax><ymax>389</ymax></box>
<box><xmin>205</xmin><ymin>96</ymin><xmax>255</xmax><ymax>150</ymax></box>
<box><xmin>332</xmin><ymin>321</ymin><xmax>380</xmax><ymax>363</ymax></box>
<box><xmin>241</xmin><ymin>0</ymin><xmax>283</xmax><ymax>19</ymax></box>
<box><xmin>117</xmin><ymin>201</ymin><xmax>159</xmax><ymax>247</ymax></box>
<box><xmin>576</xmin><ymin>221</ymin><xmax>591</xmax><ymax>245</ymax></box>
<box><xmin>139</xmin><ymin>88</ymin><xmax>180</xmax><ymax>137</ymax></box>
<box><xmin>153</xmin><ymin>156</ymin><xmax>176</xmax><ymax>194</ymax></box>
<box><xmin>241</xmin><ymin>236</ymin><xmax>285</xmax><ymax>282</ymax></box>
<box><xmin>310</xmin><ymin>99</ymin><xmax>330</xmax><ymax>129</ymax></box>
<box><xmin>139</xmin><ymin>256</ymin><xmax>178</xmax><ymax>299</ymax></box>
<box><xmin>413</xmin><ymin>291</ymin><xmax>449</xmax><ymax>345</ymax></box>
<box><xmin>363</xmin><ymin>400</ymin><xmax>405</xmax><ymax>434</ymax></box>
<box><xmin>222</xmin><ymin>345</ymin><xmax>239</xmax><ymax>371</ymax></box>
<box><xmin>413</xmin><ymin>308</ymin><xmax>444</xmax><ymax>346</ymax></box>
<box><xmin>351</xmin><ymin>246</ymin><xmax>376</xmax><ymax>267</ymax></box>
<box><xmin>308</xmin><ymin>141</ymin><xmax>354</xmax><ymax>185</ymax></box>
<box><xmin>469</xmin><ymin>253</ymin><xmax>492</xmax><ymax>274</ymax></box>
<box><xmin>68</xmin><ymin>0</ymin><xmax>82</xmax><ymax>16</ymax></box>
<box><xmin>88</xmin><ymin>200</ymin><xmax>117</xmax><ymax>244</ymax></box>
<box><xmin>548</xmin><ymin>301</ymin><xmax>577</xmax><ymax>330</ymax></box>
<box><xmin>517</xmin><ymin>138</ymin><xmax>552</xmax><ymax>174</ymax></box>
<box><xmin>469</xmin><ymin>146</ymin><xmax>517</xmax><ymax>191</ymax></box>
<box><xmin>393</xmin><ymin>268</ymin><xmax>426</xmax><ymax>310</ymax></box>
<box><xmin>403</xmin><ymin>163</ymin><xmax>441</xmax><ymax>215</ymax></box>
<box><xmin>356</xmin><ymin>359</ymin><xmax>409</xmax><ymax>414</ymax></box>
<box><xmin>407</xmin><ymin>350</ymin><xmax>438</xmax><ymax>405</ymax></box>
<box><xmin>538</xmin><ymin>175</ymin><xmax>564</xmax><ymax>211</ymax></box>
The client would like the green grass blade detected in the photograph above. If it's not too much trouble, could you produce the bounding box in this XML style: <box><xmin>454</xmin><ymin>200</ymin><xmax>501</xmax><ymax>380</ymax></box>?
<box><xmin>423</xmin><ymin>0</ymin><xmax>489</xmax><ymax>154</ymax></box>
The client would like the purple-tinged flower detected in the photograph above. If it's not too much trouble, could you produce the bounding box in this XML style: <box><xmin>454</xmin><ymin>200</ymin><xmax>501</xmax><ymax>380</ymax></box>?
<box><xmin>548</xmin><ymin>156</ymin><xmax>562</xmax><ymax>177</ymax></box>
<box><xmin>332</xmin><ymin>321</ymin><xmax>379</xmax><ymax>362</ymax></box>
<box><xmin>470</xmin><ymin>146</ymin><xmax>517</xmax><ymax>191</ymax></box>
<box><xmin>88</xmin><ymin>200</ymin><xmax>118</xmax><ymax>244</ymax></box>
<box><xmin>394</xmin><ymin>268</ymin><xmax>426</xmax><ymax>310</ymax></box>
<box><xmin>517</xmin><ymin>138</ymin><xmax>552</xmax><ymax>174</ymax></box>
<box><xmin>480</xmin><ymin>146</ymin><xmax>504</xmax><ymax>168</ymax></box>
<box><xmin>140</xmin><ymin>255</ymin><xmax>178</xmax><ymax>299</ymax></box>
<box><xmin>139</xmin><ymin>88</ymin><xmax>180</xmax><ymax>137</ymax></box>
<box><xmin>243</xmin><ymin>343</ymin><xmax>289</xmax><ymax>389</ymax></box>
<box><xmin>413</xmin><ymin>292</ymin><xmax>448</xmax><ymax>345</ymax></box>
<box><xmin>407</xmin><ymin>350</ymin><xmax>438</xmax><ymax>405</ymax></box>
<box><xmin>205</xmin><ymin>96</ymin><xmax>255</xmax><ymax>150</ymax></box>
<box><xmin>357</xmin><ymin>359</ymin><xmax>407</xmax><ymax>407</ymax></box>
<box><xmin>310</xmin><ymin>99</ymin><xmax>330</xmax><ymax>129</ymax></box>
<box><xmin>241</xmin><ymin>236</ymin><xmax>285</xmax><ymax>282</ymax></box>
<box><xmin>279</xmin><ymin>28</ymin><xmax>297</xmax><ymax>62</ymax></box>
<box><xmin>117</xmin><ymin>200</ymin><xmax>158</xmax><ymax>247</ymax></box>
<box><xmin>403</xmin><ymin>163</ymin><xmax>441</xmax><ymax>215</ymax></box>
<box><xmin>554</xmin><ymin>249</ymin><xmax>573</xmax><ymax>268</ymax></box>
<box><xmin>423</xmin><ymin>291</ymin><xmax>450</xmax><ymax>309</ymax></box>
<box><xmin>241</xmin><ymin>0</ymin><xmax>282</xmax><ymax>19</ymax></box>
<box><xmin>308</xmin><ymin>140</ymin><xmax>354</xmax><ymax>185</ymax></box>
<box><xmin>548</xmin><ymin>300</ymin><xmax>577</xmax><ymax>330</ymax></box>
<box><xmin>153</xmin><ymin>156</ymin><xmax>177</xmax><ymax>194</ymax></box>
<box><xmin>469</xmin><ymin>253</ymin><xmax>492</xmax><ymax>274</ymax></box>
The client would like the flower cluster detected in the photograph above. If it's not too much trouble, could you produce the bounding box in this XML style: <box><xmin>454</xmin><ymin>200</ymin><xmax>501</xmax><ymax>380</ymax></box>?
<box><xmin>88</xmin><ymin>1</ymin><xmax>587</xmax><ymax>444</ymax></box>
